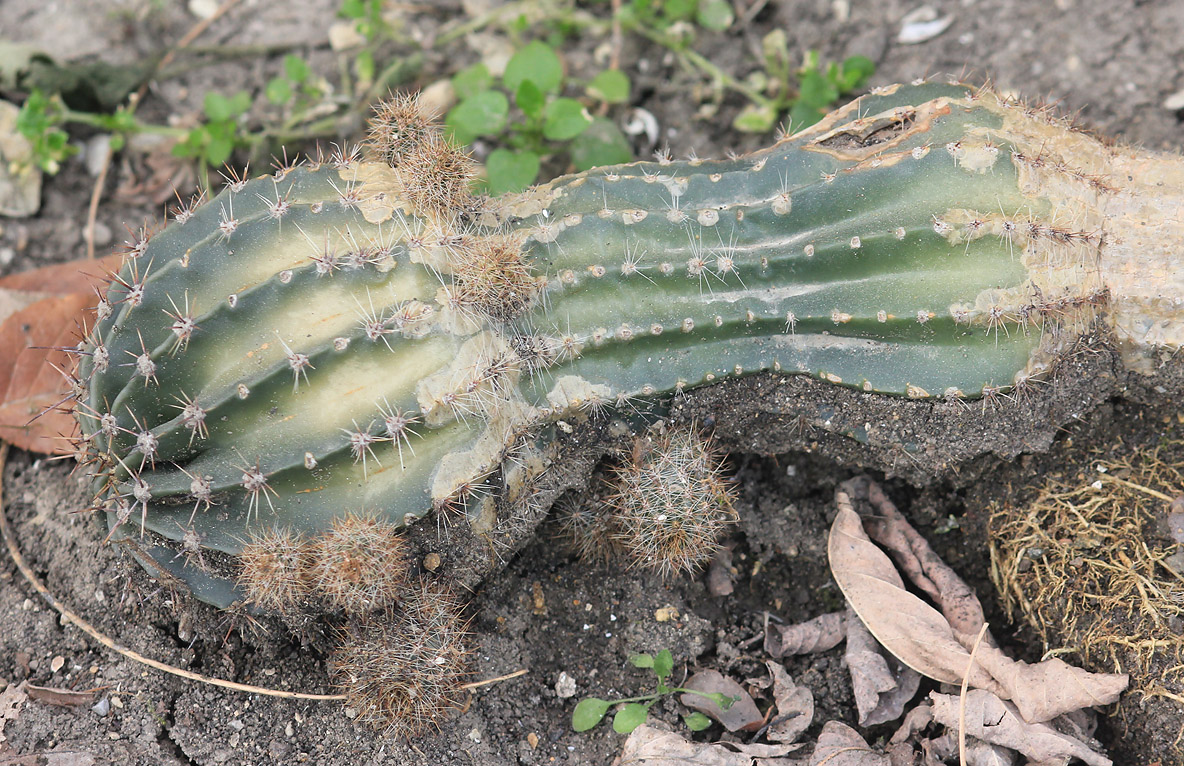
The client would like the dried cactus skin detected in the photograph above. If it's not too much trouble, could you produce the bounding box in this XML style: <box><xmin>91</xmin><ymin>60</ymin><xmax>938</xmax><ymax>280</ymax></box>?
<box><xmin>75</xmin><ymin>81</ymin><xmax>1183</xmax><ymax>608</ymax></box>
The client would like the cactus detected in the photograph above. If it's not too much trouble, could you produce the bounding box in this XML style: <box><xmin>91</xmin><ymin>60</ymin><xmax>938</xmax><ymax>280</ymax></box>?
<box><xmin>71</xmin><ymin>81</ymin><xmax>1184</xmax><ymax>613</ymax></box>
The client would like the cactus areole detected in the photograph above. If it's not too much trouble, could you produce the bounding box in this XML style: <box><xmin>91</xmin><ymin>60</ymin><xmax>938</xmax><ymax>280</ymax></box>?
<box><xmin>73</xmin><ymin>82</ymin><xmax>1184</xmax><ymax>608</ymax></box>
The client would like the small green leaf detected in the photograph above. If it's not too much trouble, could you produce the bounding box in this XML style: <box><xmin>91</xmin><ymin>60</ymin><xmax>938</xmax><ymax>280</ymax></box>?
<box><xmin>228</xmin><ymin>90</ymin><xmax>252</xmax><ymax>116</ymax></box>
<box><xmin>485</xmin><ymin>148</ymin><xmax>539</xmax><ymax>195</ymax></box>
<box><xmin>629</xmin><ymin>653</ymin><xmax>655</xmax><ymax>669</ymax></box>
<box><xmin>696</xmin><ymin>0</ymin><xmax>733</xmax><ymax>30</ymax></box>
<box><xmin>788</xmin><ymin>100</ymin><xmax>824</xmax><ymax>132</ymax></box>
<box><xmin>504</xmin><ymin>40</ymin><xmax>563</xmax><ymax>95</ymax></box>
<box><xmin>665</xmin><ymin>0</ymin><xmax>697</xmax><ymax>22</ymax></box>
<box><xmin>683</xmin><ymin>711</ymin><xmax>712</xmax><ymax>731</ymax></box>
<box><xmin>839</xmin><ymin>55</ymin><xmax>875</xmax><ymax>92</ymax></box>
<box><xmin>265</xmin><ymin>77</ymin><xmax>292</xmax><ymax>105</ymax></box>
<box><xmin>761</xmin><ymin>29</ymin><xmax>790</xmax><ymax>76</ymax></box>
<box><xmin>653</xmin><ymin>649</ymin><xmax>674</xmax><ymax>683</ymax></box>
<box><xmin>203</xmin><ymin>92</ymin><xmax>232</xmax><ymax>122</ymax></box>
<box><xmin>445</xmin><ymin>90</ymin><xmax>509</xmax><ymax>145</ymax></box>
<box><xmin>283</xmin><ymin>54</ymin><xmax>310</xmax><ymax>83</ymax></box>
<box><xmin>586</xmin><ymin>69</ymin><xmax>630</xmax><ymax>104</ymax></box>
<box><xmin>515</xmin><ymin>80</ymin><xmax>544</xmax><ymax>120</ymax></box>
<box><xmin>339</xmin><ymin>0</ymin><xmax>364</xmax><ymax>19</ymax></box>
<box><xmin>797</xmin><ymin>68</ymin><xmax>838</xmax><ymax>108</ymax></box>
<box><xmin>612</xmin><ymin>703</ymin><xmax>650</xmax><ymax>734</ymax></box>
<box><xmin>205</xmin><ymin>135</ymin><xmax>234</xmax><ymax>167</ymax></box>
<box><xmin>570</xmin><ymin>117</ymin><xmax>632</xmax><ymax>171</ymax></box>
<box><xmin>452</xmin><ymin>62</ymin><xmax>492</xmax><ymax>101</ymax></box>
<box><xmin>543</xmin><ymin>97</ymin><xmax>591</xmax><ymax>141</ymax></box>
<box><xmin>732</xmin><ymin>102</ymin><xmax>778</xmax><ymax>133</ymax></box>
<box><xmin>572</xmin><ymin>698</ymin><xmax>611</xmax><ymax>732</ymax></box>
<box><xmin>354</xmin><ymin>49</ymin><xmax>375</xmax><ymax>83</ymax></box>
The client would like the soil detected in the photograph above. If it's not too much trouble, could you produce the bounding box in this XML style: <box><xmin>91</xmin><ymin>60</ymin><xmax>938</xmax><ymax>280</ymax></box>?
<box><xmin>2</xmin><ymin>1</ymin><xmax>1184</xmax><ymax>765</ymax></box>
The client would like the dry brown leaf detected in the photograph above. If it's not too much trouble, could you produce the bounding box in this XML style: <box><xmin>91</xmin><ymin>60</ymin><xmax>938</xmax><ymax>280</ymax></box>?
<box><xmin>680</xmin><ymin>670</ymin><xmax>764</xmax><ymax>732</ymax></box>
<box><xmin>0</xmin><ymin>683</ymin><xmax>28</xmax><ymax>744</ymax></box>
<box><xmin>929</xmin><ymin>690</ymin><xmax>1112</xmax><ymax>766</ymax></box>
<box><xmin>840</xmin><ymin>477</ymin><xmax>986</xmax><ymax>643</ymax></box>
<box><xmin>765</xmin><ymin>612</ymin><xmax>847</xmax><ymax>658</ymax></box>
<box><xmin>827</xmin><ymin>497</ymin><xmax>1004</xmax><ymax>694</ymax></box>
<box><xmin>844</xmin><ymin>605</ymin><xmax>920</xmax><ymax>726</ymax></box>
<box><xmin>830</xmin><ymin>491</ymin><xmax>1128</xmax><ymax>724</ymax></box>
<box><xmin>963</xmin><ymin>740</ymin><xmax>1015</xmax><ymax>766</ymax></box>
<box><xmin>0</xmin><ymin>254</ymin><xmax>122</xmax><ymax>454</ymax></box>
<box><xmin>764</xmin><ymin>662</ymin><xmax>813</xmax><ymax>743</ymax></box>
<box><xmin>22</xmin><ymin>683</ymin><xmax>94</xmax><ymax>708</ymax></box>
<box><xmin>617</xmin><ymin>725</ymin><xmax>805</xmax><ymax>766</ymax></box>
<box><xmin>969</xmin><ymin>644</ymin><xmax>1127</xmax><ymax>724</ymax></box>
<box><xmin>809</xmin><ymin>721</ymin><xmax>888</xmax><ymax>766</ymax></box>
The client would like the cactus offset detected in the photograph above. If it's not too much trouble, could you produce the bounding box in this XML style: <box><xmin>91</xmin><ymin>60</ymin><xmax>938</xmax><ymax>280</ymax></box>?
<box><xmin>72</xmin><ymin>81</ymin><xmax>1184</xmax><ymax>611</ymax></box>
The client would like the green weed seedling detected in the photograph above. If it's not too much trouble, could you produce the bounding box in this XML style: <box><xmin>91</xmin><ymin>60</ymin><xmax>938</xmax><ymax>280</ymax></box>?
<box><xmin>733</xmin><ymin>38</ymin><xmax>875</xmax><ymax>133</ymax></box>
<box><xmin>14</xmin><ymin>89</ymin><xmax>74</xmax><ymax>174</ymax></box>
<box><xmin>571</xmin><ymin>650</ymin><xmax>736</xmax><ymax>734</ymax></box>
<box><xmin>445</xmin><ymin>40</ymin><xmax>633</xmax><ymax>195</ymax></box>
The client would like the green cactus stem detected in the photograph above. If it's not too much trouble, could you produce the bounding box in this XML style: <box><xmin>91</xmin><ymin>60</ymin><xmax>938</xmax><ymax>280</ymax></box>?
<box><xmin>72</xmin><ymin>82</ymin><xmax>1184</xmax><ymax>608</ymax></box>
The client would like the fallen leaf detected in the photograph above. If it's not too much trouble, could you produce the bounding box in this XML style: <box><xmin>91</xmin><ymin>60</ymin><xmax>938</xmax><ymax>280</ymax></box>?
<box><xmin>0</xmin><ymin>683</ymin><xmax>28</xmax><ymax>744</ymax></box>
<box><xmin>929</xmin><ymin>690</ymin><xmax>1112</xmax><ymax>766</ymax></box>
<box><xmin>844</xmin><ymin>604</ymin><xmax>920</xmax><ymax>726</ymax></box>
<box><xmin>809</xmin><ymin>721</ymin><xmax>888</xmax><ymax>766</ymax></box>
<box><xmin>827</xmin><ymin>497</ymin><xmax>1003</xmax><ymax>693</ymax></box>
<box><xmin>764</xmin><ymin>662</ymin><xmax>813</xmax><ymax>743</ymax></box>
<box><xmin>22</xmin><ymin>683</ymin><xmax>94</xmax><ymax>707</ymax></box>
<box><xmin>840</xmin><ymin>477</ymin><xmax>986</xmax><ymax>643</ymax></box>
<box><xmin>963</xmin><ymin>740</ymin><xmax>1015</xmax><ymax>766</ymax></box>
<box><xmin>969</xmin><ymin>644</ymin><xmax>1127</xmax><ymax>724</ymax></box>
<box><xmin>829</xmin><ymin>488</ymin><xmax>1127</xmax><ymax>723</ymax></box>
<box><xmin>765</xmin><ymin>611</ymin><xmax>846</xmax><ymax>658</ymax></box>
<box><xmin>0</xmin><ymin>254</ymin><xmax>122</xmax><ymax>454</ymax></box>
<box><xmin>680</xmin><ymin>670</ymin><xmax>764</xmax><ymax>732</ymax></box>
<box><xmin>707</xmin><ymin>544</ymin><xmax>735</xmax><ymax>596</ymax></box>
<box><xmin>617</xmin><ymin>725</ymin><xmax>804</xmax><ymax>766</ymax></box>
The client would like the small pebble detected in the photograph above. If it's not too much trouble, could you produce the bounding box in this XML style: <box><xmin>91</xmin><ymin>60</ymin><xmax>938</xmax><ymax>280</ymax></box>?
<box><xmin>92</xmin><ymin>697</ymin><xmax>111</xmax><ymax>716</ymax></box>
<box><xmin>554</xmin><ymin>671</ymin><xmax>577</xmax><ymax>699</ymax></box>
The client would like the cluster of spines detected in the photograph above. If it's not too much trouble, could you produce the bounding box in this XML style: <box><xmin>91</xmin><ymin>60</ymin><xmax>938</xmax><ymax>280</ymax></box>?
<box><xmin>329</xmin><ymin>582</ymin><xmax>470</xmax><ymax>738</ymax></box>
<box><xmin>237</xmin><ymin>514</ymin><xmax>411</xmax><ymax>615</ymax></box>
<box><xmin>559</xmin><ymin>426</ymin><xmax>738</xmax><ymax>577</ymax></box>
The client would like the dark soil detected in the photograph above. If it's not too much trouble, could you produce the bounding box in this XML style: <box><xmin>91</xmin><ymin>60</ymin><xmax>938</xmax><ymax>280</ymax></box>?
<box><xmin>2</xmin><ymin>1</ymin><xmax>1183</xmax><ymax>765</ymax></box>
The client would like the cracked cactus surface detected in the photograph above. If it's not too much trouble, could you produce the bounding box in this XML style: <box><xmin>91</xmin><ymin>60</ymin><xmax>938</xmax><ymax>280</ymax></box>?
<box><xmin>73</xmin><ymin>81</ymin><xmax>1184</xmax><ymax>608</ymax></box>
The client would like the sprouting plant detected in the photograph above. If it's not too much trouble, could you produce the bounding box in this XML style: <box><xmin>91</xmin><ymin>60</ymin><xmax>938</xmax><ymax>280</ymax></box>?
<box><xmin>265</xmin><ymin>54</ymin><xmax>324</xmax><ymax>110</ymax></box>
<box><xmin>615</xmin><ymin>0</ymin><xmax>735</xmax><ymax>37</ymax></box>
<box><xmin>571</xmin><ymin>649</ymin><xmax>736</xmax><ymax>733</ymax></box>
<box><xmin>171</xmin><ymin>90</ymin><xmax>254</xmax><ymax>170</ymax></box>
<box><xmin>732</xmin><ymin>38</ymin><xmax>875</xmax><ymax>133</ymax></box>
<box><xmin>14</xmin><ymin>89</ymin><xmax>75</xmax><ymax>174</ymax></box>
<box><xmin>337</xmin><ymin>0</ymin><xmax>394</xmax><ymax>88</ymax></box>
<box><xmin>445</xmin><ymin>39</ymin><xmax>633</xmax><ymax>194</ymax></box>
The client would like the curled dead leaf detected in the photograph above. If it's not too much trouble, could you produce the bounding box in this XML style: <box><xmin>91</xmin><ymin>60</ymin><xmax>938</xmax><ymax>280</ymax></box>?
<box><xmin>843</xmin><ymin>605</ymin><xmax>920</xmax><ymax>726</ymax></box>
<box><xmin>765</xmin><ymin>611</ymin><xmax>846</xmax><ymax>658</ymax></box>
<box><xmin>764</xmin><ymin>661</ymin><xmax>813</xmax><ymax>743</ymax></box>
<box><xmin>617</xmin><ymin>724</ymin><xmax>805</xmax><ymax>766</ymax></box>
<box><xmin>929</xmin><ymin>690</ymin><xmax>1112</xmax><ymax>766</ymax></box>
<box><xmin>809</xmin><ymin>721</ymin><xmax>888</xmax><ymax>766</ymax></box>
<box><xmin>679</xmin><ymin>670</ymin><xmax>764</xmax><ymax>733</ymax></box>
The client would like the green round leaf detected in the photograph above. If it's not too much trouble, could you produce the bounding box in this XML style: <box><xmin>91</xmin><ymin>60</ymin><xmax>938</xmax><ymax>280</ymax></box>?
<box><xmin>283</xmin><ymin>54</ymin><xmax>310</xmax><ymax>83</ymax></box>
<box><xmin>515</xmin><ymin>80</ymin><xmax>545</xmax><ymax>120</ymax></box>
<box><xmin>798</xmin><ymin>69</ymin><xmax>839</xmax><ymax>108</ymax></box>
<box><xmin>732</xmin><ymin>102</ymin><xmax>778</xmax><ymax>133</ymax></box>
<box><xmin>586</xmin><ymin>69</ymin><xmax>630</xmax><ymax>104</ymax></box>
<box><xmin>653</xmin><ymin>649</ymin><xmax>674</xmax><ymax>682</ymax></box>
<box><xmin>543</xmin><ymin>97</ymin><xmax>592</xmax><ymax>141</ymax></box>
<box><xmin>452</xmin><ymin>62</ymin><xmax>492</xmax><ymax>101</ymax></box>
<box><xmin>840</xmin><ymin>55</ymin><xmax>876</xmax><ymax>91</ymax></box>
<box><xmin>629</xmin><ymin>653</ymin><xmax>655</xmax><ymax>669</ymax></box>
<box><xmin>570</xmin><ymin>117</ymin><xmax>632</xmax><ymax>171</ymax></box>
<box><xmin>265</xmin><ymin>78</ymin><xmax>292</xmax><ymax>105</ymax></box>
<box><xmin>788</xmin><ymin>100</ymin><xmax>824</xmax><ymax>132</ymax></box>
<box><xmin>504</xmin><ymin>40</ymin><xmax>563</xmax><ymax>95</ymax></box>
<box><xmin>612</xmin><ymin>703</ymin><xmax>650</xmax><ymax>734</ymax></box>
<box><xmin>228</xmin><ymin>90</ymin><xmax>252</xmax><ymax>117</ymax></box>
<box><xmin>446</xmin><ymin>90</ymin><xmax>509</xmax><ymax>145</ymax></box>
<box><xmin>485</xmin><ymin>148</ymin><xmax>539</xmax><ymax>195</ymax></box>
<box><xmin>572</xmin><ymin>698</ymin><xmax>611</xmax><ymax>732</ymax></box>
<box><xmin>205</xmin><ymin>136</ymin><xmax>234</xmax><ymax>167</ymax></box>
<box><xmin>683</xmin><ymin>711</ymin><xmax>713</xmax><ymax>731</ymax></box>
<box><xmin>696</xmin><ymin>0</ymin><xmax>734</xmax><ymax>30</ymax></box>
<box><xmin>203</xmin><ymin>92</ymin><xmax>232</xmax><ymax>122</ymax></box>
